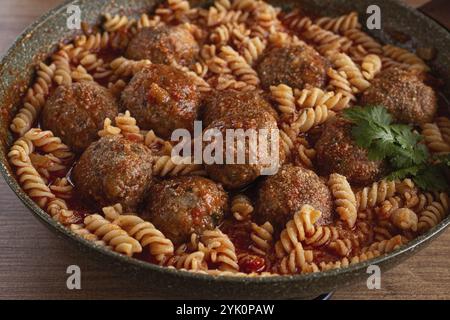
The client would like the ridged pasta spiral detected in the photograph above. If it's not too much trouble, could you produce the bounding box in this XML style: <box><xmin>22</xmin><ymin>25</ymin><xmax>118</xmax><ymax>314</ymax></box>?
<box><xmin>70</xmin><ymin>224</ymin><xmax>108</xmax><ymax>246</ymax></box>
<box><xmin>314</xmin><ymin>11</ymin><xmax>360</xmax><ymax>35</ymax></box>
<box><xmin>219</xmin><ymin>45</ymin><xmax>260</xmax><ymax>87</ymax></box>
<box><xmin>98</xmin><ymin>118</ymin><xmax>121</xmax><ymax>137</ymax></box>
<box><xmin>231</xmin><ymin>194</ymin><xmax>254</xmax><ymax>221</ymax></box>
<box><xmin>110</xmin><ymin>57</ymin><xmax>152</xmax><ymax>78</ymax></box>
<box><xmin>421</xmin><ymin>123</ymin><xmax>450</xmax><ymax>154</ymax></box>
<box><xmin>115</xmin><ymin>111</ymin><xmax>143</xmax><ymax>141</ymax></box>
<box><xmin>326</xmin><ymin>68</ymin><xmax>355</xmax><ymax>100</ymax></box>
<box><xmin>276</xmin><ymin>243</ymin><xmax>314</xmax><ymax>274</ymax></box>
<box><xmin>361</xmin><ymin>54</ymin><xmax>382</xmax><ymax>80</ymax></box>
<box><xmin>294</xmin><ymin>87</ymin><xmax>351</xmax><ymax>111</ymax></box>
<box><xmin>274</xmin><ymin>205</ymin><xmax>322</xmax><ymax>258</ymax></box>
<box><xmin>436</xmin><ymin>117</ymin><xmax>450</xmax><ymax>144</ymax></box>
<box><xmin>49</xmin><ymin>178</ymin><xmax>73</xmax><ymax>200</ymax></box>
<box><xmin>344</xmin><ymin>28</ymin><xmax>382</xmax><ymax>54</ymax></box>
<box><xmin>356</xmin><ymin>180</ymin><xmax>397</xmax><ymax>211</ymax></box>
<box><xmin>201</xmin><ymin>229</ymin><xmax>239</xmax><ymax>272</ymax></box>
<box><xmin>295</xmin><ymin>144</ymin><xmax>316</xmax><ymax>169</ymax></box>
<box><xmin>152</xmin><ymin>155</ymin><xmax>205</xmax><ymax>177</ymax></box>
<box><xmin>382</xmin><ymin>44</ymin><xmax>429</xmax><ymax>72</ymax></box>
<box><xmin>326</xmin><ymin>51</ymin><xmax>370</xmax><ymax>93</ymax></box>
<box><xmin>10</xmin><ymin>62</ymin><xmax>55</xmax><ymax>136</ymax></box>
<box><xmin>361</xmin><ymin>234</ymin><xmax>407</xmax><ymax>254</ymax></box>
<box><xmin>163</xmin><ymin>251</ymin><xmax>208</xmax><ymax>271</ymax></box>
<box><xmin>290</xmin><ymin>105</ymin><xmax>331</xmax><ymax>133</ymax></box>
<box><xmin>328</xmin><ymin>238</ymin><xmax>353</xmax><ymax>257</ymax></box>
<box><xmin>302</xmin><ymin>24</ymin><xmax>353</xmax><ymax>55</ymax></box>
<box><xmin>270</xmin><ymin>84</ymin><xmax>296</xmax><ymax>114</ymax></box>
<box><xmin>102</xmin><ymin>205</ymin><xmax>175</xmax><ymax>262</ymax></box>
<box><xmin>103</xmin><ymin>14</ymin><xmax>130</xmax><ymax>32</ymax></box>
<box><xmin>249</xmin><ymin>221</ymin><xmax>274</xmax><ymax>255</ymax></box>
<box><xmin>84</xmin><ymin>214</ymin><xmax>142</xmax><ymax>256</ymax></box>
<box><xmin>390</xmin><ymin>208</ymin><xmax>418</xmax><ymax>232</ymax></box>
<box><xmin>281</xmin><ymin>9</ymin><xmax>313</xmax><ymax>33</ymax></box>
<box><xmin>8</xmin><ymin>137</ymin><xmax>54</xmax><ymax>208</ymax></box>
<box><xmin>417</xmin><ymin>193</ymin><xmax>449</xmax><ymax>233</ymax></box>
<box><xmin>328</xmin><ymin>173</ymin><xmax>357</xmax><ymax>228</ymax></box>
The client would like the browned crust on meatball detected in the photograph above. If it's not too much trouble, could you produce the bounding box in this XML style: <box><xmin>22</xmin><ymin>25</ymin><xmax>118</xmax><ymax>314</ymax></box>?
<box><xmin>42</xmin><ymin>82</ymin><xmax>118</xmax><ymax>153</ymax></box>
<box><xmin>125</xmin><ymin>25</ymin><xmax>199</xmax><ymax>66</ymax></box>
<box><xmin>141</xmin><ymin>176</ymin><xmax>229</xmax><ymax>245</ymax></box>
<box><xmin>201</xmin><ymin>89</ymin><xmax>279</xmax><ymax>127</ymax></box>
<box><xmin>121</xmin><ymin>64</ymin><xmax>201</xmax><ymax>139</ymax></box>
<box><xmin>204</xmin><ymin>111</ymin><xmax>285</xmax><ymax>190</ymax></box>
<box><xmin>255</xmin><ymin>164</ymin><xmax>334</xmax><ymax>229</ymax></box>
<box><xmin>315</xmin><ymin>117</ymin><xmax>386</xmax><ymax>186</ymax></box>
<box><xmin>72</xmin><ymin>135</ymin><xmax>153</xmax><ymax>212</ymax></box>
<box><xmin>257</xmin><ymin>45</ymin><xmax>329</xmax><ymax>90</ymax></box>
<box><xmin>360</xmin><ymin>67</ymin><xmax>437</xmax><ymax>125</ymax></box>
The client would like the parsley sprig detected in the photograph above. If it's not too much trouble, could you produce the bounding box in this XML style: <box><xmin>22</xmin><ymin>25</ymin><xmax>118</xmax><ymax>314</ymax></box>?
<box><xmin>343</xmin><ymin>106</ymin><xmax>449</xmax><ymax>192</ymax></box>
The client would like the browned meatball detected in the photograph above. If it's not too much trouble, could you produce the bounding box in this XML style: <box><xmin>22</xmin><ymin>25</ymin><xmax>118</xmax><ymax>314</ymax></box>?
<box><xmin>141</xmin><ymin>176</ymin><xmax>228</xmax><ymax>245</ymax></box>
<box><xmin>125</xmin><ymin>25</ymin><xmax>199</xmax><ymax>66</ymax></box>
<box><xmin>201</xmin><ymin>89</ymin><xmax>278</xmax><ymax>127</ymax></box>
<box><xmin>204</xmin><ymin>111</ymin><xmax>284</xmax><ymax>190</ymax></box>
<box><xmin>121</xmin><ymin>64</ymin><xmax>201</xmax><ymax>139</ymax></box>
<box><xmin>257</xmin><ymin>45</ymin><xmax>329</xmax><ymax>89</ymax></box>
<box><xmin>41</xmin><ymin>82</ymin><xmax>118</xmax><ymax>153</ymax></box>
<box><xmin>315</xmin><ymin>117</ymin><xmax>386</xmax><ymax>186</ymax></box>
<box><xmin>72</xmin><ymin>135</ymin><xmax>153</xmax><ymax>212</ymax></box>
<box><xmin>360</xmin><ymin>68</ymin><xmax>437</xmax><ymax>125</ymax></box>
<box><xmin>255</xmin><ymin>164</ymin><xmax>334</xmax><ymax>229</ymax></box>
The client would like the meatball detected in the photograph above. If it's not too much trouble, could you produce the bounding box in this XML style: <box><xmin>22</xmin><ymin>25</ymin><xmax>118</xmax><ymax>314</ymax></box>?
<box><xmin>204</xmin><ymin>111</ymin><xmax>284</xmax><ymax>190</ymax></box>
<box><xmin>41</xmin><ymin>82</ymin><xmax>118</xmax><ymax>153</ymax></box>
<box><xmin>201</xmin><ymin>89</ymin><xmax>278</xmax><ymax>127</ymax></box>
<box><xmin>257</xmin><ymin>45</ymin><xmax>329</xmax><ymax>89</ymax></box>
<box><xmin>121</xmin><ymin>64</ymin><xmax>201</xmax><ymax>139</ymax></box>
<box><xmin>125</xmin><ymin>25</ymin><xmax>199</xmax><ymax>66</ymax></box>
<box><xmin>255</xmin><ymin>164</ymin><xmax>334</xmax><ymax>229</ymax></box>
<box><xmin>141</xmin><ymin>176</ymin><xmax>228</xmax><ymax>245</ymax></box>
<box><xmin>72</xmin><ymin>135</ymin><xmax>153</xmax><ymax>212</ymax></box>
<box><xmin>360</xmin><ymin>67</ymin><xmax>437</xmax><ymax>124</ymax></box>
<box><xmin>315</xmin><ymin>117</ymin><xmax>386</xmax><ymax>186</ymax></box>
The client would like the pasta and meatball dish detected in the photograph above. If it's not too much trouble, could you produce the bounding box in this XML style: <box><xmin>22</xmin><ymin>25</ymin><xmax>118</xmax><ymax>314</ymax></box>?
<box><xmin>7</xmin><ymin>0</ymin><xmax>450</xmax><ymax>276</ymax></box>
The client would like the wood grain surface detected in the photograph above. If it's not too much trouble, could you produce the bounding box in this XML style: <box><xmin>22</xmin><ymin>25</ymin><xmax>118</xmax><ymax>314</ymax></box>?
<box><xmin>1</xmin><ymin>0</ymin><xmax>449</xmax><ymax>300</ymax></box>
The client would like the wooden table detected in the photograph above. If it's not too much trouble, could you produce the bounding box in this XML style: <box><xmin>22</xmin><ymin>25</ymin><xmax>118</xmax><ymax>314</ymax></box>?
<box><xmin>1</xmin><ymin>0</ymin><xmax>449</xmax><ymax>300</ymax></box>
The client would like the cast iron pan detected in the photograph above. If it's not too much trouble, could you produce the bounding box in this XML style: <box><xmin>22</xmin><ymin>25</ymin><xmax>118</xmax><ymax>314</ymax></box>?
<box><xmin>0</xmin><ymin>0</ymin><xmax>449</xmax><ymax>299</ymax></box>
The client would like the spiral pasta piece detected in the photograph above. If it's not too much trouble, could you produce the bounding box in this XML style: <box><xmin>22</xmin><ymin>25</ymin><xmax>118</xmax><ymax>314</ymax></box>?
<box><xmin>103</xmin><ymin>14</ymin><xmax>130</xmax><ymax>32</ymax></box>
<box><xmin>24</xmin><ymin>128</ymin><xmax>74</xmax><ymax>162</ymax></box>
<box><xmin>361</xmin><ymin>234</ymin><xmax>407</xmax><ymax>254</ymax></box>
<box><xmin>201</xmin><ymin>229</ymin><xmax>239</xmax><ymax>272</ymax></box>
<box><xmin>84</xmin><ymin>214</ymin><xmax>142</xmax><ymax>256</ymax></box>
<box><xmin>328</xmin><ymin>238</ymin><xmax>353</xmax><ymax>257</ymax></box>
<box><xmin>8</xmin><ymin>137</ymin><xmax>54</xmax><ymax>208</ymax></box>
<box><xmin>344</xmin><ymin>28</ymin><xmax>382</xmax><ymax>54</ymax></box>
<box><xmin>290</xmin><ymin>105</ymin><xmax>331</xmax><ymax>133</ymax></box>
<box><xmin>361</xmin><ymin>54</ymin><xmax>382</xmax><ymax>80</ymax></box>
<box><xmin>219</xmin><ymin>45</ymin><xmax>260</xmax><ymax>87</ymax></box>
<box><xmin>295</xmin><ymin>87</ymin><xmax>351</xmax><ymax>111</ymax></box>
<box><xmin>98</xmin><ymin>118</ymin><xmax>121</xmax><ymax>137</ymax></box>
<box><xmin>390</xmin><ymin>208</ymin><xmax>418</xmax><ymax>232</ymax></box>
<box><xmin>275</xmin><ymin>205</ymin><xmax>322</xmax><ymax>258</ymax></box>
<box><xmin>328</xmin><ymin>173</ymin><xmax>357</xmax><ymax>228</ymax></box>
<box><xmin>102</xmin><ymin>205</ymin><xmax>174</xmax><ymax>261</ymax></box>
<box><xmin>69</xmin><ymin>224</ymin><xmax>108</xmax><ymax>246</ymax></box>
<box><xmin>249</xmin><ymin>221</ymin><xmax>274</xmax><ymax>255</ymax></box>
<box><xmin>382</xmin><ymin>44</ymin><xmax>429</xmax><ymax>72</ymax></box>
<box><xmin>435</xmin><ymin>117</ymin><xmax>450</xmax><ymax>144</ymax></box>
<box><xmin>49</xmin><ymin>178</ymin><xmax>73</xmax><ymax>200</ymax></box>
<box><xmin>326</xmin><ymin>51</ymin><xmax>370</xmax><ymax>93</ymax></box>
<box><xmin>417</xmin><ymin>193</ymin><xmax>449</xmax><ymax>233</ymax></box>
<box><xmin>110</xmin><ymin>57</ymin><xmax>152</xmax><ymax>78</ymax></box>
<box><xmin>270</xmin><ymin>84</ymin><xmax>296</xmax><ymax>114</ymax></box>
<box><xmin>295</xmin><ymin>144</ymin><xmax>316</xmax><ymax>169</ymax></box>
<box><xmin>302</xmin><ymin>24</ymin><xmax>353</xmax><ymax>55</ymax></box>
<box><xmin>276</xmin><ymin>243</ymin><xmax>314</xmax><ymax>274</ymax></box>
<box><xmin>115</xmin><ymin>111</ymin><xmax>143</xmax><ymax>141</ymax></box>
<box><xmin>356</xmin><ymin>180</ymin><xmax>397</xmax><ymax>211</ymax></box>
<box><xmin>231</xmin><ymin>194</ymin><xmax>254</xmax><ymax>221</ymax></box>
<box><xmin>10</xmin><ymin>62</ymin><xmax>56</xmax><ymax>135</ymax></box>
<box><xmin>421</xmin><ymin>123</ymin><xmax>450</xmax><ymax>154</ymax></box>
<box><xmin>281</xmin><ymin>9</ymin><xmax>313</xmax><ymax>33</ymax></box>
<box><xmin>152</xmin><ymin>155</ymin><xmax>205</xmax><ymax>177</ymax></box>
<box><xmin>314</xmin><ymin>11</ymin><xmax>360</xmax><ymax>35</ymax></box>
